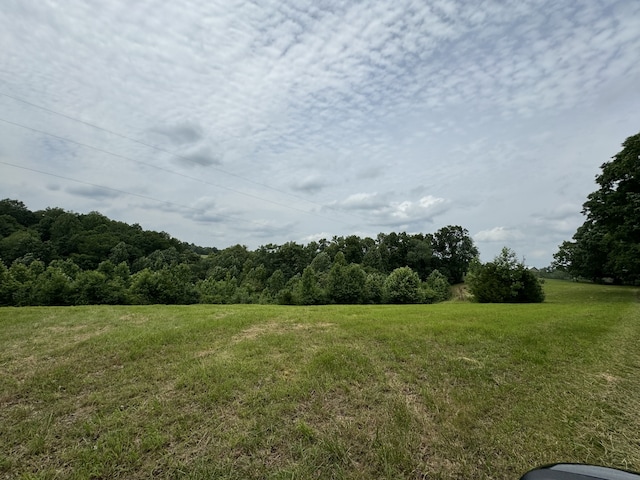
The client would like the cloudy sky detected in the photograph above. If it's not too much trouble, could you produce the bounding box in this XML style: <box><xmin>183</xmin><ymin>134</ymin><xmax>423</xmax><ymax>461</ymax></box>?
<box><xmin>1</xmin><ymin>0</ymin><xmax>639</xmax><ymax>266</ymax></box>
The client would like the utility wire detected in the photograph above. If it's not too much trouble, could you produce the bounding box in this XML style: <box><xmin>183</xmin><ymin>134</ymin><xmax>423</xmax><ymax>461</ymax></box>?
<box><xmin>0</xmin><ymin>160</ymin><xmax>267</xmax><ymax>227</ymax></box>
<box><xmin>0</xmin><ymin>116</ymin><xmax>351</xmax><ymax>226</ymax></box>
<box><xmin>0</xmin><ymin>91</ymin><xmax>352</xmax><ymax>216</ymax></box>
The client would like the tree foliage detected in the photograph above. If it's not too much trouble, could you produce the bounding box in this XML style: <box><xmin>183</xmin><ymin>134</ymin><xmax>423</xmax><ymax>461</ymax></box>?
<box><xmin>432</xmin><ymin>226</ymin><xmax>479</xmax><ymax>284</ymax></box>
<box><xmin>383</xmin><ymin>267</ymin><xmax>422</xmax><ymax>304</ymax></box>
<box><xmin>422</xmin><ymin>269</ymin><xmax>452</xmax><ymax>304</ymax></box>
<box><xmin>468</xmin><ymin>248</ymin><xmax>544</xmax><ymax>303</ymax></box>
<box><xmin>0</xmin><ymin>198</ymin><xmax>484</xmax><ymax>306</ymax></box>
<box><xmin>327</xmin><ymin>262</ymin><xmax>366</xmax><ymax>304</ymax></box>
<box><xmin>553</xmin><ymin>132</ymin><xmax>640</xmax><ymax>284</ymax></box>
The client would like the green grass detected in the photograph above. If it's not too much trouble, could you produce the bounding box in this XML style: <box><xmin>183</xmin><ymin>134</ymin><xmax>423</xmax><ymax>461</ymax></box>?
<box><xmin>1</xmin><ymin>280</ymin><xmax>639</xmax><ymax>479</ymax></box>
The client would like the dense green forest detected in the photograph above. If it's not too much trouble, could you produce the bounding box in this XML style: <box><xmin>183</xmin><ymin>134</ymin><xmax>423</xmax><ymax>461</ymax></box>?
<box><xmin>0</xmin><ymin>199</ymin><xmax>478</xmax><ymax>306</ymax></box>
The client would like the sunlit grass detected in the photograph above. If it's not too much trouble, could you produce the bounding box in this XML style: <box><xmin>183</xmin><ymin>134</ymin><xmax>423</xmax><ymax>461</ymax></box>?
<box><xmin>1</xmin><ymin>280</ymin><xmax>639</xmax><ymax>479</ymax></box>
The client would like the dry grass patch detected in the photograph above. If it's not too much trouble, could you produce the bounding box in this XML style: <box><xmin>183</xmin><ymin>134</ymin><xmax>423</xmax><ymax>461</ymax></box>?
<box><xmin>231</xmin><ymin>321</ymin><xmax>335</xmax><ymax>342</ymax></box>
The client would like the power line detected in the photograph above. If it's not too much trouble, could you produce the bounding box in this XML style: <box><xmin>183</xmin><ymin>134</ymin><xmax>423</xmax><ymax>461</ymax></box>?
<box><xmin>0</xmin><ymin>160</ymin><xmax>265</xmax><ymax>227</ymax></box>
<box><xmin>0</xmin><ymin>116</ymin><xmax>351</xmax><ymax>226</ymax></box>
<box><xmin>0</xmin><ymin>90</ymin><xmax>349</xmax><ymax>215</ymax></box>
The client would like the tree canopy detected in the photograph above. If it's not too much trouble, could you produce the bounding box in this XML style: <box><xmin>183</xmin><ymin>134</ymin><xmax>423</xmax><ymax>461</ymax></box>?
<box><xmin>0</xmin><ymin>198</ymin><xmax>481</xmax><ymax>306</ymax></box>
<box><xmin>553</xmin><ymin>132</ymin><xmax>640</xmax><ymax>284</ymax></box>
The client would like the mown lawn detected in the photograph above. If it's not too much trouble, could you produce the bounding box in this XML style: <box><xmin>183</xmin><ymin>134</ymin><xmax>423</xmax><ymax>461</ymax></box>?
<box><xmin>1</xmin><ymin>280</ymin><xmax>639</xmax><ymax>479</ymax></box>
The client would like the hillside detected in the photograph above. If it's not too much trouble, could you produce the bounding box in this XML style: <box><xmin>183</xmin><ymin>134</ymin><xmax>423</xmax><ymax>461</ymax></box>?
<box><xmin>0</xmin><ymin>199</ymin><xmax>478</xmax><ymax>306</ymax></box>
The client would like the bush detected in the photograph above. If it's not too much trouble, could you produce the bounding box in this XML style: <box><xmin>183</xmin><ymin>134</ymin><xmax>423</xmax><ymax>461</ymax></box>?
<box><xmin>383</xmin><ymin>267</ymin><xmax>421</xmax><ymax>304</ymax></box>
<box><xmin>467</xmin><ymin>248</ymin><xmax>544</xmax><ymax>303</ymax></box>
<box><xmin>197</xmin><ymin>276</ymin><xmax>237</xmax><ymax>304</ymax></box>
<box><xmin>423</xmin><ymin>269</ymin><xmax>451</xmax><ymax>303</ymax></box>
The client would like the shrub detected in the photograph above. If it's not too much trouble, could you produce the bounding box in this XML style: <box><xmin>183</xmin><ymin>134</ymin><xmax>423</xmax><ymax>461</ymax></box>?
<box><xmin>383</xmin><ymin>267</ymin><xmax>421</xmax><ymax>304</ymax></box>
<box><xmin>467</xmin><ymin>248</ymin><xmax>544</xmax><ymax>303</ymax></box>
<box><xmin>422</xmin><ymin>269</ymin><xmax>451</xmax><ymax>303</ymax></box>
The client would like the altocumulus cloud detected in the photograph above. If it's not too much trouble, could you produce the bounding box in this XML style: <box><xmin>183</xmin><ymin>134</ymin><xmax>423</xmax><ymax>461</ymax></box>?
<box><xmin>0</xmin><ymin>0</ymin><xmax>639</xmax><ymax>267</ymax></box>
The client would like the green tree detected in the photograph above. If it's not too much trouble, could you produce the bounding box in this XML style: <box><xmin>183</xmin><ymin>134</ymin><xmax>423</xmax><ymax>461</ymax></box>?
<box><xmin>383</xmin><ymin>267</ymin><xmax>421</xmax><ymax>304</ymax></box>
<box><xmin>422</xmin><ymin>269</ymin><xmax>451</xmax><ymax>303</ymax></box>
<box><xmin>468</xmin><ymin>248</ymin><xmax>544</xmax><ymax>303</ymax></box>
<box><xmin>197</xmin><ymin>276</ymin><xmax>238</xmax><ymax>304</ymax></box>
<box><xmin>377</xmin><ymin>232</ymin><xmax>410</xmax><ymax>273</ymax></box>
<box><xmin>0</xmin><ymin>261</ymin><xmax>19</xmax><ymax>305</ymax></box>
<box><xmin>362</xmin><ymin>240</ymin><xmax>383</xmax><ymax>272</ymax></box>
<box><xmin>72</xmin><ymin>231</ymin><xmax>121</xmax><ymax>269</ymax></box>
<box><xmin>432</xmin><ymin>226</ymin><xmax>479</xmax><ymax>284</ymax></box>
<box><xmin>406</xmin><ymin>235</ymin><xmax>433</xmax><ymax>280</ymax></box>
<box><xmin>0</xmin><ymin>199</ymin><xmax>37</xmax><ymax>227</ymax></box>
<box><xmin>242</xmin><ymin>263</ymin><xmax>268</xmax><ymax>297</ymax></box>
<box><xmin>129</xmin><ymin>268</ymin><xmax>160</xmax><ymax>304</ymax></box>
<box><xmin>309</xmin><ymin>251</ymin><xmax>332</xmax><ymax>273</ymax></box>
<box><xmin>109</xmin><ymin>241</ymin><xmax>137</xmax><ymax>265</ymax></box>
<box><xmin>277</xmin><ymin>274</ymin><xmax>301</xmax><ymax>305</ymax></box>
<box><xmin>0</xmin><ymin>230</ymin><xmax>43</xmax><ymax>265</ymax></box>
<box><xmin>8</xmin><ymin>261</ymin><xmax>43</xmax><ymax>305</ymax></box>
<box><xmin>34</xmin><ymin>265</ymin><xmax>73</xmax><ymax>305</ymax></box>
<box><xmin>34</xmin><ymin>207</ymin><xmax>66</xmax><ymax>242</ymax></box>
<box><xmin>0</xmin><ymin>214</ymin><xmax>21</xmax><ymax>238</ymax></box>
<box><xmin>150</xmin><ymin>265</ymin><xmax>198</xmax><ymax>304</ymax></box>
<box><xmin>327</xmin><ymin>262</ymin><xmax>366</xmax><ymax>304</ymax></box>
<box><xmin>266</xmin><ymin>269</ymin><xmax>285</xmax><ymax>296</ymax></box>
<box><xmin>554</xmin><ymin>132</ymin><xmax>640</xmax><ymax>284</ymax></box>
<box><xmin>364</xmin><ymin>272</ymin><xmax>386</xmax><ymax>303</ymax></box>
<box><xmin>49</xmin><ymin>259</ymin><xmax>81</xmax><ymax>279</ymax></box>
<box><xmin>342</xmin><ymin>235</ymin><xmax>365</xmax><ymax>264</ymax></box>
<box><xmin>73</xmin><ymin>270</ymin><xmax>110</xmax><ymax>305</ymax></box>
<box><xmin>273</xmin><ymin>242</ymin><xmax>308</xmax><ymax>280</ymax></box>
<box><xmin>50</xmin><ymin>212</ymin><xmax>82</xmax><ymax>256</ymax></box>
<box><xmin>298</xmin><ymin>266</ymin><xmax>325</xmax><ymax>305</ymax></box>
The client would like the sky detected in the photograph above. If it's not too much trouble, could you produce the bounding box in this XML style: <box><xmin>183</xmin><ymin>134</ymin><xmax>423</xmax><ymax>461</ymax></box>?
<box><xmin>1</xmin><ymin>0</ymin><xmax>640</xmax><ymax>267</ymax></box>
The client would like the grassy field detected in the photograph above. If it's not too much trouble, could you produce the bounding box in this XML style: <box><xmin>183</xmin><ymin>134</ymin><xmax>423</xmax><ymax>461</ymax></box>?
<box><xmin>1</xmin><ymin>280</ymin><xmax>639</xmax><ymax>479</ymax></box>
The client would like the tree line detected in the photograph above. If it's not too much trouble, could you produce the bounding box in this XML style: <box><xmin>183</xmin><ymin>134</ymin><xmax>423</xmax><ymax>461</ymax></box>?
<box><xmin>552</xmin><ymin>131</ymin><xmax>640</xmax><ymax>285</ymax></box>
<box><xmin>0</xmin><ymin>199</ymin><xmax>479</xmax><ymax>306</ymax></box>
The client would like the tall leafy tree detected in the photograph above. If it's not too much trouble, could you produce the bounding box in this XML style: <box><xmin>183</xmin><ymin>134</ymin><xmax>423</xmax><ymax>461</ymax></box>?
<box><xmin>0</xmin><ymin>214</ymin><xmax>21</xmax><ymax>238</ymax></box>
<box><xmin>554</xmin><ymin>132</ymin><xmax>640</xmax><ymax>283</ymax></box>
<box><xmin>0</xmin><ymin>199</ymin><xmax>38</xmax><ymax>227</ymax></box>
<box><xmin>432</xmin><ymin>226</ymin><xmax>479</xmax><ymax>284</ymax></box>
<box><xmin>327</xmin><ymin>262</ymin><xmax>366</xmax><ymax>304</ymax></box>
<box><xmin>406</xmin><ymin>235</ymin><xmax>433</xmax><ymax>280</ymax></box>
<box><xmin>0</xmin><ymin>261</ymin><xmax>18</xmax><ymax>305</ymax></box>
<box><xmin>0</xmin><ymin>230</ymin><xmax>43</xmax><ymax>265</ymax></box>
<box><xmin>298</xmin><ymin>266</ymin><xmax>325</xmax><ymax>305</ymax></box>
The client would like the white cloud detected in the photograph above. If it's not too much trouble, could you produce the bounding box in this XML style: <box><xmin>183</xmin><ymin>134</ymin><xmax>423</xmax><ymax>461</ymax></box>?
<box><xmin>474</xmin><ymin>227</ymin><xmax>524</xmax><ymax>243</ymax></box>
<box><xmin>336</xmin><ymin>192</ymin><xmax>388</xmax><ymax>210</ymax></box>
<box><xmin>330</xmin><ymin>192</ymin><xmax>450</xmax><ymax>228</ymax></box>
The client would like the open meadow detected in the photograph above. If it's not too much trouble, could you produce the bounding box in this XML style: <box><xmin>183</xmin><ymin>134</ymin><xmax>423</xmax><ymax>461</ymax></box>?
<box><xmin>1</xmin><ymin>280</ymin><xmax>639</xmax><ymax>479</ymax></box>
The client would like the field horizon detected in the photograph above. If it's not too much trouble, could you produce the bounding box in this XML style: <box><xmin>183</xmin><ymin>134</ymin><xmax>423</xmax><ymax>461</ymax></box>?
<box><xmin>1</xmin><ymin>280</ymin><xmax>639</xmax><ymax>479</ymax></box>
